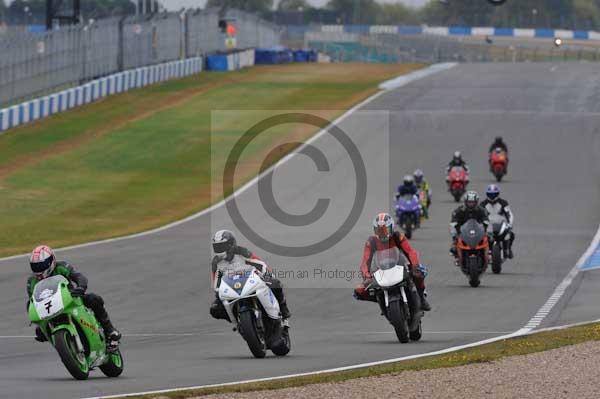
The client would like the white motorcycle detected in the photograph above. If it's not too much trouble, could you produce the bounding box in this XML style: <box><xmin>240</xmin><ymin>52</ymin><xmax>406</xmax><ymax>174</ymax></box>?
<box><xmin>217</xmin><ymin>255</ymin><xmax>290</xmax><ymax>358</ymax></box>
<box><xmin>367</xmin><ymin>248</ymin><xmax>423</xmax><ymax>343</ymax></box>
<box><xmin>488</xmin><ymin>214</ymin><xmax>510</xmax><ymax>274</ymax></box>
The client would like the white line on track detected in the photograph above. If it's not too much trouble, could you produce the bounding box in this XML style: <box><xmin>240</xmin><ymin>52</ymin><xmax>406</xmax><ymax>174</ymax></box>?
<box><xmin>81</xmin><ymin>321</ymin><xmax>599</xmax><ymax>399</ymax></box>
<box><xmin>0</xmin><ymin>330</ymin><xmax>511</xmax><ymax>339</ymax></box>
<box><xmin>516</xmin><ymin>223</ymin><xmax>600</xmax><ymax>335</ymax></box>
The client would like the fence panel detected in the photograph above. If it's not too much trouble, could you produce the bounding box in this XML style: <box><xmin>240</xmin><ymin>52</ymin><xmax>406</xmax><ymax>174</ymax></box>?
<box><xmin>0</xmin><ymin>10</ymin><xmax>280</xmax><ymax>107</ymax></box>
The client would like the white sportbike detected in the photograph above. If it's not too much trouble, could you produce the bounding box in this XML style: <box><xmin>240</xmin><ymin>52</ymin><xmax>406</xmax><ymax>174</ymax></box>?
<box><xmin>367</xmin><ymin>248</ymin><xmax>424</xmax><ymax>343</ymax></box>
<box><xmin>216</xmin><ymin>255</ymin><xmax>291</xmax><ymax>358</ymax></box>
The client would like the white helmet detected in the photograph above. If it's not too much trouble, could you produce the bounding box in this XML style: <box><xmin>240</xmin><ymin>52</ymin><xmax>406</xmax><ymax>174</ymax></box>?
<box><xmin>30</xmin><ymin>245</ymin><xmax>56</xmax><ymax>279</ymax></box>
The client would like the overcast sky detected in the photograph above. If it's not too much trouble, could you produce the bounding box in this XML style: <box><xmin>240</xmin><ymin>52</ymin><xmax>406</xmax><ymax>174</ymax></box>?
<box><xmin>159</xmin><ymin>0</ymin><xmax>428</xmax><ymax>11</ymax></box>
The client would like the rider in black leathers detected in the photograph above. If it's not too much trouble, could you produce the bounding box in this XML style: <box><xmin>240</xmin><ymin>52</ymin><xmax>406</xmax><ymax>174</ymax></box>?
<box><xmin>449</xmin><ymin>191</ymin><xmax>489</xmax><ymax>260</ymax></box>
<box><xmin>488</xmin><ymin>136</ymin><xmax>508</xmax><ymax>154</ymax></box>
<box><xmin>446</xmin><ymin>151</ymin><xmax>470</xmax><ymax>173</ymax></box>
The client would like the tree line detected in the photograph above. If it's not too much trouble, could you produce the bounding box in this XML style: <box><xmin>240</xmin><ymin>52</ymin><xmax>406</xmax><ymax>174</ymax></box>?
<box><xmin>276</xmin><ymin>0</ymin><xmax>600</xmax><ymax>31</ymax></box>
<box><xmin>2</xmin><ymin>0</ymin><xmax>600</xmax><ymax>31</ymax></box>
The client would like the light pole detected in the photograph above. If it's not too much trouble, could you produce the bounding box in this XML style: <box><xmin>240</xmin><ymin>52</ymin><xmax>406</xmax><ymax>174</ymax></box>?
<box><xmin>532</xmin><ymin>8</ymin><xmax>537</xmax><ymax>29</ymax></box>
<box><xmin>23</xmin><ymin>5</ymin><xmax>30</xmax><ymax>26</ymax></box>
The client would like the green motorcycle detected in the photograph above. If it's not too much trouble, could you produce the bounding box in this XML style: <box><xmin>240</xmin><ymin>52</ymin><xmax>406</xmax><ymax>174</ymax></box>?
<box><xmin>28</xmin><ymin>275</ymin><xmax>124</xmax><ymax>380</ymax></box>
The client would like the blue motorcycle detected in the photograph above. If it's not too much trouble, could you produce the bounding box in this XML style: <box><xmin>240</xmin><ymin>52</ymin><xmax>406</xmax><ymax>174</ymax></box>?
<box><xmin>395</xmin><ymin>194</ymin><xmax>421</xmax><ymax>239</ymax></box>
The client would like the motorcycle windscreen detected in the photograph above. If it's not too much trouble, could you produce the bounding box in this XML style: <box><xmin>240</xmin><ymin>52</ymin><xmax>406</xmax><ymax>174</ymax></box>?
<box><xmin>221</xmin><ymin>266</ymin><xmax>253</xmax><ymax>296</ymax></box>
<box><xmin>460</xmin><ymin>219</ymin><xmax>485</xmax><ymax>247</ymax></box>
<box><xmin>32</xmin><ymin>275</ymin><xmax>67</xmax><ymax>319</ymax></box>
<box><xmin>372</xmin><ymin>247</ymin><xmax>402</xmax><ymax>271</ymax></box>
<box><xmin>398</xmin><ymin>194</ymin><xmax>418</xmax><ymax>210</ymax></box>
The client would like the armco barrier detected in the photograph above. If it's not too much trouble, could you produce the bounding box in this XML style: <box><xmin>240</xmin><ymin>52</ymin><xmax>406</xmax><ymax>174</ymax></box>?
<box><xmin>0</xmin><ymin>57</ymin><xmax>203</xmax><ymax>133</ymax></box>
<box><xmin>308</xmin><ymin>25</ymin><xmax>600</xmax><ymax>41</ymax></box>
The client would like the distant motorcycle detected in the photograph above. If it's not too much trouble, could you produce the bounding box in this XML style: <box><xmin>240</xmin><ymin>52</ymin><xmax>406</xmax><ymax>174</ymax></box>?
<box><xmin>488</xmin><ymin>214</ymin><xmax>510</xmax><ymax>274</ymax></box>
<box><xmin>456</xmin><ymin>219</ymin><xmax>489</xmax><ymax>287</ymax></box>
<box><xmin>395</xmin><ymin>194</ymin><xmax>421</xmax><ymax>239</ymax></box>
<box><xmin>217</xmin><ymin>256</ymin><xmax>291</xmax><ymax>358</ymax></box>
<box><xmin>489</xmin><ymin>148</ymin><xmax>508</xmax><ymax>182</ymax></box>
<box><xmin>446</xmin><ymin>166</ymin><xmax>469</xmax><ymax>202</ymax></box>
<box><xmin>367</xmin><ymin>247</ymin><xmax>423</xmax><ymax>343</ymax></box>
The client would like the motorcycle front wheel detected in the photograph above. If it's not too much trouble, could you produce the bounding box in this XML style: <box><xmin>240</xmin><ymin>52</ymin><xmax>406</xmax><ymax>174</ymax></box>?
<box><xmin>239</xmin><ymin>310</ymin><xmax>267</xmax><ymax>358</ymax></box>
<box><xmin>491</xmin><ymin>243</ymin><xmax>503</xmax><ymax>274</ymax></box>
<box><xmin>54</xmin><ymin>330</ymin><xmax>89</xmax><ymax>380</ymax></box>
<box><xmin>388</xmin><ymin>300</ymin><xmax>409</xmax><ymax>343</ymax></box>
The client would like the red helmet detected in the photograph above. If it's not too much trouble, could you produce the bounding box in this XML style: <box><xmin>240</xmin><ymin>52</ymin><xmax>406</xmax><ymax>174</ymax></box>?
<box><xmin>30</xmin><ymin>245</ymin><xmax>56</xmax><ymax>279</ymax></box>
<box><xmin>373</xmin><ymin>213</ymin><xmax>394</xmax><ymax>242</ymax></box>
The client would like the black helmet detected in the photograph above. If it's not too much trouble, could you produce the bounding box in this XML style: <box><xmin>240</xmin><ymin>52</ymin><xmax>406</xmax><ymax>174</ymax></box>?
<box><xmin>494</xmin><ymin>136</ymin><xmax>503</xmax><ymax>143</ymax></box>
<box><xmin>212</xmin><ymin>230</ymin><xmax>236</xmax><ymax>254</ymax></box>
<box><xmin>464</xmin><ymin>191</ymin><xmax>479</xmax><ymax>209</ymax></box>
<box><xmin>403</xmin><ymin>175</ymin><xmax>414</xmax><ymax>186</ymax></box>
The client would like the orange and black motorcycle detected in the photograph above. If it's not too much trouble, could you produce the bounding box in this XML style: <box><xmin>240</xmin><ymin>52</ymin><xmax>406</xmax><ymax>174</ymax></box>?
<box><xmin>457</xmin><ymin>219</ymin><xmax>489</xmax><ymax>287</ymax></box>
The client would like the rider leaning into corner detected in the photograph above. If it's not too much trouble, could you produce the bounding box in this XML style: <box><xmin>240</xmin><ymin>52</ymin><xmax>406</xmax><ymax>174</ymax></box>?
<box><xmin>354</xmin><ymin>213</ymin><xmax>431</xmax><ymax>311</ymax></box>
<box><xmin>209</xmin><ymin>230</ymin><xmax>291</xmax><ymax>322</ymax></box>
<box><xmin>449</xmin><ymin>191</ymin><xmax>490</xmax><ymax>261</ymax></box>
<box><xmin>26</xmin><ymin>245</ymin><xmax>121</xmax><ymax>343</ymax></box>
<box><xmin>481</xmin><ymin>184</ymin><xmax>515</xmax><ymax>259</ymax></box>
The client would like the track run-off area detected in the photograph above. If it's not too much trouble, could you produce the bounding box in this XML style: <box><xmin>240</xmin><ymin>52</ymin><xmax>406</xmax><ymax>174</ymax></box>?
<box><xmin>1</xmin><ymin>63</ymin><xmax>599</xmax><ymax>399</ymax></box>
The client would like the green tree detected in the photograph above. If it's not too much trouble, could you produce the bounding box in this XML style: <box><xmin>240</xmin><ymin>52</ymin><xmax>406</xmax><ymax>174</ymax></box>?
<box><xmin>573</xmin><ymin>0</ymin><xmax>600</xmax><ymax>29</ymax></box>
<box><xmin>376</xmin><ymin>3</ymin><xmax>418</xmax><ymax>25</ymax></box>
<box><xmin>326</xmin><ymin>0</ymin><xmax>380</xmax><ymax>24</ymax></box>
<box><xmin>277</xmin><ymin>0</ymin><xmax>310</xmax><ymax>12</ymax></box>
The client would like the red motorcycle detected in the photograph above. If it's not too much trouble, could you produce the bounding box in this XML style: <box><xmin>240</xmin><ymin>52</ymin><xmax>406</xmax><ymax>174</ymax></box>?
<box><xmin>446</xmin><ymin>166</ymin><xmax>469</xmax><ymax>202</ymax></box>
<box><xmin>489</xmin><ymin>148</ymin><xmax>508</xmax><ymax>182</ymax></box>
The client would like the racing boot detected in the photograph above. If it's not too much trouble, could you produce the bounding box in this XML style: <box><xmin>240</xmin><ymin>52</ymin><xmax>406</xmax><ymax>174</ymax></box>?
<box><xmin>417</xmin><ymin>289</ymin><xmax>431</xmax><ymax>311</ymax></box>
<box><xmin>272</xmin><ymin>287</ymin><xmax>291</xmax><ymax>320</ymax></box>
<box><xmin>99</xmin><ymin>317</ymin><xmax>121</xmax><ymax>342</ymax></box>
<box><xmin>508</xmin><ymin>245</ymin><xmax>514</xmax><ymax>259</ymax></box>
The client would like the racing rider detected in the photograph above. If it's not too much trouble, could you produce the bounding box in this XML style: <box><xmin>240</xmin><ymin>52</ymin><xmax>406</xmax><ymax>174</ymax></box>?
<box><xmin>354</xmin><ymin>213</ymin><xmax>431</xmax><ymax>311</ymax></box>
<box><xmin>209</xmin><ymin>230</ymin><xmax>291</xmax><ymax>322</ymax></box>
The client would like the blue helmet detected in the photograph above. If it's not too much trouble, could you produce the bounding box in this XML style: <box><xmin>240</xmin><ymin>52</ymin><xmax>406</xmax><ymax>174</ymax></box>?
<box><xmin>486</xmin><ymin>184</ymin><xmax>500</xmax><ymax>202</ymax></box>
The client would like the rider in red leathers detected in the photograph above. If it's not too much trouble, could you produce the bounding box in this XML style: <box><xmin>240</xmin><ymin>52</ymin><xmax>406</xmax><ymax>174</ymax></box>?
<box><xmin>353</xmin><ymin>213</ymin><xmax>431</xmax><ymax>311</ymax></box>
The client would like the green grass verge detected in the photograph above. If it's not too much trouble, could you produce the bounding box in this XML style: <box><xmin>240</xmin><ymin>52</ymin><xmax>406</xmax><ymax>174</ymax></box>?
<box><xmin>0</xmin><ymin>63</ymin><xmax>423</xmax><ymax>256</ymax></box>
<box><xmin>126</xmin><ymin>322</ymin><xmax>600</xmax><ymax>399</ymax></box>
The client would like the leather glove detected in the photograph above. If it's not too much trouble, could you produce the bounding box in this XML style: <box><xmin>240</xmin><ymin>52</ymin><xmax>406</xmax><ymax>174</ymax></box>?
<box><xmin>70</xmin><ymin>287</ymin><xmax>85</xmax><ymax>297</ymax></box>
<box><xmin>413</xmin><ymin>264</ymin><xmax>429</xmax><ymax>279</ymax></box>
<box><xmin>34</xmin><ymin>326</ymin><xmax>47</xmax><ymax>342</ymax></box>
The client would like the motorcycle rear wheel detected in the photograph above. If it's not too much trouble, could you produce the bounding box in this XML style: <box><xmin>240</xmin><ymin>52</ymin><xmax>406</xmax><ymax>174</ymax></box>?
<box><xmin>239</xmin><ymin>310</ymin><xmax>267</xmax><ymax>358</ymax></box>
<box><xmin>100</xmin><ymin>348</ymin><xmax>124</xmax><ymax>377</ymax></box>
<box><xmin>409</xmin><ymin>319</ymin><xmax>422</xmax><ymax>341</ymax></box>
<box><xmin>271</xmin><ymin>326</ymin><xmax>291</xmax><ymax>356</ymax></box>
<box><xmin>54</xmin><ymin>330</ymin><xmax>89</xmax><ymax>380</ymax></box>
<box><xmin>388</xmin><ymin>301</ymin><xmax>409</xmax><ymax>343</ymax></box>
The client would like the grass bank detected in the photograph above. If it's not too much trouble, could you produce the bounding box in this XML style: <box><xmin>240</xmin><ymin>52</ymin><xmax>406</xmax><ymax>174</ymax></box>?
<box><xmin>0</xmin><ymin>63</ymin><xmax>423</xmax><ymax>256</ymax></box>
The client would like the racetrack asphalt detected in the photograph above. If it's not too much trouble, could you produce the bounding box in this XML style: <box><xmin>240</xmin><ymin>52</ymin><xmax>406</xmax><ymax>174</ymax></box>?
<box><xmin>0</xmin><ymin>62</ymin><xmax>599</xmax><ymax>399</ymax></box>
